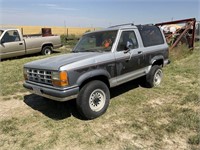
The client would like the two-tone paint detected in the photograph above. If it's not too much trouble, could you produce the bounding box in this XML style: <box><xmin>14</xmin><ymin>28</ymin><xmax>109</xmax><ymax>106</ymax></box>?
<box><xmin>23</xmin><ymin>25</ymin><xmax>169</xmax><ymax>101</ymax></box>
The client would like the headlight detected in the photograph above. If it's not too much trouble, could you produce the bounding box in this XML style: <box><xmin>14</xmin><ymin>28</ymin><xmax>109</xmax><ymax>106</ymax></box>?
<box><xmin>52</xmin><ymin>72</ymin><xmax>60</xmax><ymax>80</ymax></box>
<box><xmin>52</xmin><ymin>71</ymin><xmax>69</xmax><ymax>87</ymax></box>
<box><xmin>23</xmin><ymin>68</ymin><xmax>28</xmax><ymax>80</ymax></box>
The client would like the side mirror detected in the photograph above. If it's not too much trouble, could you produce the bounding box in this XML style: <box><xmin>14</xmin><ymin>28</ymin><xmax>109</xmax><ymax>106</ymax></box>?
<box><xmin>0</xmin><ymin>39</ymin><xmax>5</xmax><ymax>44</ymax></box>
<box><xmin>126</xmin><ymin>41</ymin><xmax>133</xmax><ymax>49</ymax></box>
<box><xmin>124</xmin><ymin>41</ymin><xmax>133</xmax><ymax>53</ymax></box>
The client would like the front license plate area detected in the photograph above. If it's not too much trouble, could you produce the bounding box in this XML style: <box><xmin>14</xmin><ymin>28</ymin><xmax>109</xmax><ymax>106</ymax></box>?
<box><xmin>33</xmin><ymin>87</ymin><xmax>42</xmax><ymax>95</ymax></box>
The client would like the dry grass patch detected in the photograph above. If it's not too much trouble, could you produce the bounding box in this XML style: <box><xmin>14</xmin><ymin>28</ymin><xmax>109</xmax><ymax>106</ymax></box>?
<box><xmin>0</xmin><ymin>45</ymin><xmax>199</xmax><ymax>150</ymax></box>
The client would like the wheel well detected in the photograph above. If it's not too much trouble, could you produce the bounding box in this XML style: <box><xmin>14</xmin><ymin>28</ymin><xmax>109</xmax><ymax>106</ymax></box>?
<box><xmin>152</xmin><ymin>59</ymin><xmax>163</xmax><ymax>67</ymax></box>
<box><xmin>42</xmin><ymin>44</ymin><xmax>53</xmax><ymax>51</ymax></box>
<box><xmin>80</xmin><ymin>76</ymin><xmax>110</xmax><ymax>89</ymax></box>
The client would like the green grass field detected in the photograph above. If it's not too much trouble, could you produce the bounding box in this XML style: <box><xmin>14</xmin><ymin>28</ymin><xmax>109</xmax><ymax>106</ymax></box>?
<box><xmin>0</xmin><ymin>44</ymin><xmax>199</xmax><ymax>150</ymax></box>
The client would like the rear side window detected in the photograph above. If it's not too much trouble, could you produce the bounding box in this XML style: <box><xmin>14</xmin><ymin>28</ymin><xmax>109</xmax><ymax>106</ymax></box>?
<box><xmin>137</xmin><ymin>25</ymin><xmax>164</xmax><ymax>47</ymax></box>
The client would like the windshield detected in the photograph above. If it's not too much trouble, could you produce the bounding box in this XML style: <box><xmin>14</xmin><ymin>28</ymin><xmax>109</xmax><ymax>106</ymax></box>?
<box><xmin>73</xmin><ymin>30</ymin><xmax>118</xmax><ymax>52</ymax></box>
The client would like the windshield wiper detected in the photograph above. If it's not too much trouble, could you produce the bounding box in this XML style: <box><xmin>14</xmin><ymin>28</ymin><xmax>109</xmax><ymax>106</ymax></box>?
<box><xmin>72</xmin><ymin>51</ymin><xmax>79</xmax><ymax>53</ymax></box>
<box><xmin>86</xmin><ymin>50</ymin><xmax>99</xmax><ymax>52</ymax></box>
<box><xmin>73</xmin><ymin>49</ymin><xmax>103</xmax><ymax>53</ymax></box>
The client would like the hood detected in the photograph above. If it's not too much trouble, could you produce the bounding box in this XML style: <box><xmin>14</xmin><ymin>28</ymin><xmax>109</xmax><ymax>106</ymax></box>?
<box><xmin>24</xmin><ymin>52</ymin><xmax>101</xmax><ymax>70</ymax></box>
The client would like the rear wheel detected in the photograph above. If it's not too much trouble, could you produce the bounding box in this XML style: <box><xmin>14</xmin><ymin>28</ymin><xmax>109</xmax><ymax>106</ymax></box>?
<box><xmin>76</xmin><ymin>80</ymin><xmax>110</xmax><ymax>120</ymax></box>
<box><xmin>146</xmin><ymin>65</ymin><xmax>163</xmax><ymax>88</ymax></box>
<box><xmin>41</xmin><ymin>46</ymin><xmax>52</xmax><ymax>55</ymax></box>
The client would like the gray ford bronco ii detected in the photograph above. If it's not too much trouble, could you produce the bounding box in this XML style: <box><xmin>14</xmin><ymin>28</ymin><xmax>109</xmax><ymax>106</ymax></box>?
<box><xmin>23</xmin><ymin>24</ymin><xmax>170</xmax><ymax>119</ymax></box>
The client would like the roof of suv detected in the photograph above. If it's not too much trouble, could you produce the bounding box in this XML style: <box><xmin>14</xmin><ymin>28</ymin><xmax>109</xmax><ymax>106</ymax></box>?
<box><xmin>84</xmin><ymin>24</ymin><xmax>157</xmax><ymax>35</ymax></box>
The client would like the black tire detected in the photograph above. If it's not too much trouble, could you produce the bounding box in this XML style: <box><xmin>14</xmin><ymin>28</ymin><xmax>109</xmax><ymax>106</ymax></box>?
<box><xmin>76</xmin><ymin>80</ymin><xmax>110</xmax><ymax>120</ymax></box>
<box><xmin>41</xmin><ymin>46</ymin><xmax>52</xmax><ymax>55</ymax></box>
<box><xmin>145</xmin><ymin>65</ymin><xmax>163</xmax><ymax>88</ymax></box>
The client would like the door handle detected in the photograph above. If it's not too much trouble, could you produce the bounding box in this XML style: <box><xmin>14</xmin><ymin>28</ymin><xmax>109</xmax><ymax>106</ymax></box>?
<box><xmin>19</xmin><ymin>43</ymin><xmax>23</xmax><ymax>45</ymax></box>
<box><xmin>138</xmin><ymin>51</ymin><xmax>142</xmax><ymax>54</ymax></box>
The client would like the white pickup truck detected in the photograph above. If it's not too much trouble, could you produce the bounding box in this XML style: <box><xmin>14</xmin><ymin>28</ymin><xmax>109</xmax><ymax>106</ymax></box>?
<box><xmin>0</xmin><ymin>29</ymin><xmax>62</xmax><ymax>59</ymax></box>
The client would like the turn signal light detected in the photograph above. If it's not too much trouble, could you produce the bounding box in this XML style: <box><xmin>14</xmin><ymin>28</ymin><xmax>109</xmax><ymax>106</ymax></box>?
<box><xmin>23</xmin><ymin>68</ymin><xmax>28</xmax><ymax>80</ymax></box>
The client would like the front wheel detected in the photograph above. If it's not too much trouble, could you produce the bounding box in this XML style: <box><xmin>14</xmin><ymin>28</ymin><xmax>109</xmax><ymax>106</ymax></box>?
<box><xmin>76</xmin><ymin>80</ymin><xmax>110</xmax><ymax>120</ymax></box>
<box><xmin>146</xmin><ymin>65</ymin><xmax>163</xmax><ymax>88</ymax></box>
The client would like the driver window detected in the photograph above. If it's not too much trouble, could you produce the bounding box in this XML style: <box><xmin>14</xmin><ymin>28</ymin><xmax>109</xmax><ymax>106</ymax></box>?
<box><xmin>2</xmin><ymin>30</ymin><xmax>20</xmax><ymax>43</ymax></box>
<box><xmin>117</xmin><ymin>31</ymin><xmax>138</xmax><ymax>51</ymax></box>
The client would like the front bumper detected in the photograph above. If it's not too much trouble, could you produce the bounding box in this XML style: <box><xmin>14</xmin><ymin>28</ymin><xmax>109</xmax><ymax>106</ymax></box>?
<box><xmin>23</xmin><ymin>82</ymin><xmax>79</xmax><ymax>101</ymax></box>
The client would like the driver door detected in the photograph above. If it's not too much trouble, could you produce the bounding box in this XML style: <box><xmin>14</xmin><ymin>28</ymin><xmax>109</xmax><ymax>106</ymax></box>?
<box><xmin>114</xmin><ymin>30</ymin><xmax>144</xmax><ymax>84</ymax></box>
<box><xmin>0</xmin><ymin>30</ymin><xmax>25</xmax><ymax>59</ymax></box>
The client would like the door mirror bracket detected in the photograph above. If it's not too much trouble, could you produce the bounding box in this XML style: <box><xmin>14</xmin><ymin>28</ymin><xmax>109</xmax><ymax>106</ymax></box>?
<box><xmin>124</xmin><ymin>41</ymin><xmax>133</xmax><ymax>53</ymax></box>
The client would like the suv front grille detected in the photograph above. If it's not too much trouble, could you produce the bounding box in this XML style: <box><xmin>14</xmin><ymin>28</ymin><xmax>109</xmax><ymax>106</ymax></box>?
<box><xmin>27</xmin><ymin>69</ymin><xmax>52</xmax><ymax>85</ymax></box>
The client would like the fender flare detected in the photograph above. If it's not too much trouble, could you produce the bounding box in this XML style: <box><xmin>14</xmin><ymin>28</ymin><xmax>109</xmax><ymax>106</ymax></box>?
<box><xmin>41</xmin><ymin>43</ymin><xmax>53</xmax><ymax>50</ymax></box>
<box><xmin>150</xmin><ymin>55</ymin><xmax>164</xmax><ymax>65</ymax></box>
<box><xmin>76</xmin><ymin>69</ymin><xmax>111</xmax><ymax>86</ymax></box>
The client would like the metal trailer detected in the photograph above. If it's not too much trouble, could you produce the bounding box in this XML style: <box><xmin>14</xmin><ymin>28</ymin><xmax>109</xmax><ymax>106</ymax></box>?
<box><xmin>155</xmin><ymin>18</ymin><xmax>196</xmax><ymax>50</ymax></box>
